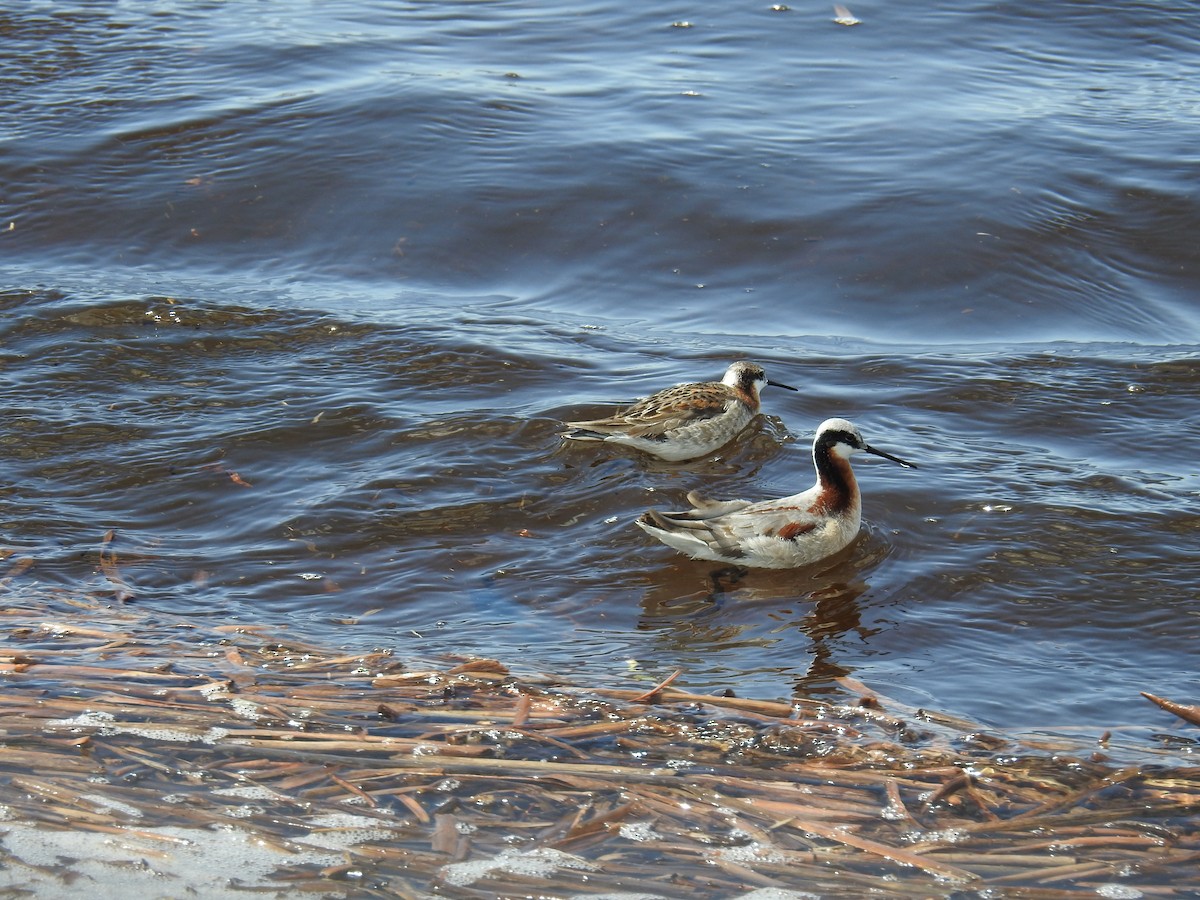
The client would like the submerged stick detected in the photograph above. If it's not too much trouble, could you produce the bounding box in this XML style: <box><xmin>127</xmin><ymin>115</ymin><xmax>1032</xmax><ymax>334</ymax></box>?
<box><xmin>97</xmin><ymin>529</ymin><xmax>134</xmax><ymax>603</ymax></box>
<box><xmin>798</xmin><ymin>816</ymin><xmax>979</xmax><ymax>882</ymax></box>
<box><xmin>630</xmin><ymin>668</ymin><xmax>683</xmax><ymax>704</ymax></box>
<box><xmin>1141</xmin><ymin>692</ymin><xmax>1200</xmax><ymax>727</ymax></box>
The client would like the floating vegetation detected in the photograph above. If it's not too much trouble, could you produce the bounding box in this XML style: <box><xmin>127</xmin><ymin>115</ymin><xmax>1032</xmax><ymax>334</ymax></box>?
<box><xmin>0</xmin><ymin>590</ymin><xmax>1197</xmax><ymax>897</ymax></box>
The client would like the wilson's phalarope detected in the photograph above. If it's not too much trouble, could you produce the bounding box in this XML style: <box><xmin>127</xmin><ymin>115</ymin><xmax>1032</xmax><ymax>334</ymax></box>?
<box><xmin>561</xmin><ymin>361</ymin><xmax>797</xmax><ymax>462</ymax></box>
<box><xmin>636</xmin><ymin>418</ymin><xmax>916</xmax><ymax>568</ymax></box>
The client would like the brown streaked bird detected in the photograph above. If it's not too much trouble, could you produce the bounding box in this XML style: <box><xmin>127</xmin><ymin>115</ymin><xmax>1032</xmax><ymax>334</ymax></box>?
<box><xmin>561</xmin><ymin>360</ymin><xmax>797</xmax><ymax>462</ymax></box>
<box><xmin>636</xmin><ymin>418</ymin><xmax>916</xmax><ymax>568</ymax></box>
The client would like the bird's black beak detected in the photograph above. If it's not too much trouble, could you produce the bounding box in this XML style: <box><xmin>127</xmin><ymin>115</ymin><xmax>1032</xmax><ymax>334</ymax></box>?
<box><xmin>767</xmin><ymin>379</ymin><xmax>798</xmax><ymax>392</ymax></box>
<box><xmin>865</xmin><ymin>444</ymin><xmax>917</xmax><ymax>469</ymax></box>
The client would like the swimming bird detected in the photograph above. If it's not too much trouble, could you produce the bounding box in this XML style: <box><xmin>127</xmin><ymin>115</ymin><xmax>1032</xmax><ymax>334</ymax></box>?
<box><xmin>636</xmin><ymin>418</ymin><xmax>916</xmax><ymax>568</ymax></box>
<box><xmin>561</xmin><ymin>361</ymin><xmax>797</xmax><ymax>462</ymax></box>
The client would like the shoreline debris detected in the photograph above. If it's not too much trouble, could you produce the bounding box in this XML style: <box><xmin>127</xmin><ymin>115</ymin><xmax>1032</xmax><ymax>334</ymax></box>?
<box><xmin>0</xmin><ymin>591</ymin><xmax>1196</xmax><ymax>896</ymax></box>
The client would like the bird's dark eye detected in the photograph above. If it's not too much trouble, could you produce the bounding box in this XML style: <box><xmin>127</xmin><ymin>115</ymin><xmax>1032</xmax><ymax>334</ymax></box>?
<box><xmin>824</xmin><ymin>429</ymin><xmax>861</xmax><ymax>450</ymax></box>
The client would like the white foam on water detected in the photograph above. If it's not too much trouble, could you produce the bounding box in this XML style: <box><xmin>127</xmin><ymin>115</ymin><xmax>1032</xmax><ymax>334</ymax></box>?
<box><xmin>440</xmin><ymin>846</ymin><xmax>597</xmax><ymax>887</ymax></box>
<box><xmin>223</xmin><ymin>805</ymin><xmax>265</xmax><ymax>819</ymax></box>
<box><xmin>0</xmin><ymin>820</ymin><xmax>342</xmax><ymax>899</ymax></box>
<box><xmin>302</xmin><ymin>812</ymin><xmax>401</xmax><ymax>850</ymax></box>
<box><xmin>229</xmin><ymin>698</ymin><xmax>262</xmax><ymax>720</ymax></box>
<box><xmin>43</xmin><ymin>712</ymin><xmax>230</xmax><ymax>745</ymax></box>
<box><xmin>617</xmin><ymin>821</ymin><xmax>661</xmax><ymax>842</ymax></box>
<box><xmin>716</xmin><ymin>841</ymin><xmax>789</xmax><ymax>865</ymax></box>
<box><xmin>46</xmin><ymin>710</ymin><xmax>116</xmax><ymax>731</ymax></box>
<box><xmin>199</xmin><ymin>682</ymin><xmax>232</xmax><ymax>701</ymax></box>
<box><xmin>211</xmin><ymin>784</ymin><xmax>285</xmax><ymax>801</ymax></box>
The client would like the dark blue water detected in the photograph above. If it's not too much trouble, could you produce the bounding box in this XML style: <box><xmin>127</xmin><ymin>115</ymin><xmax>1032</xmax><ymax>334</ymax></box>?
<box><xmin>2</xmin><ymin>0</ymin><xmax>1199</xmax><ymax>757</ymax></box>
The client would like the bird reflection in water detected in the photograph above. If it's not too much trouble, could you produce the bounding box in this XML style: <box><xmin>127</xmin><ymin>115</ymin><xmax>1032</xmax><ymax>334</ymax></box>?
<box><xmin>635</xmin><ymin>562</ymin><xmax>883</xmax><ymax>698</ymax></box>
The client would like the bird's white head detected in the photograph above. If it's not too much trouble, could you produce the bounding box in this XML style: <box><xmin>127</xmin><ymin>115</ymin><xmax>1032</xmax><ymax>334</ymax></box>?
<box><xmin>722</xmin><ymin>360</ymin><xmax>797</xmax><ymax>398</ymax></box>
<box><xmin>814</xmin><ymin>418</ymin><xmax>916</xmax><ymax>468</ymax></box>
<box><xmin>815</xmin><ymin>418</ymin><xmax>865</xmax><ymax>458</ymax></box>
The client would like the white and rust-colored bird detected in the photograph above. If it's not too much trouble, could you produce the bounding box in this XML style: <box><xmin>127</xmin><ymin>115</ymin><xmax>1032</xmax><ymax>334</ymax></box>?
<box><xmin>636</xmin><ymin>418</ymin><xmax>916</xmax><ymax>568</ymax></box>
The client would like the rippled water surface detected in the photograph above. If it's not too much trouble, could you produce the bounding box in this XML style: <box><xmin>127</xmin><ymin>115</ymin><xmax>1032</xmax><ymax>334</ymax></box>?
<box><xmin>2</xmin><ymin>1</ymin><xmax>1199</xmax><ymax>750</ymax></box>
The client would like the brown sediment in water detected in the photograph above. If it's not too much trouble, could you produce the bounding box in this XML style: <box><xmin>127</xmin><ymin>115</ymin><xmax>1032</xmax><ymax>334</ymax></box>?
<box><xmin>0</xmin><ymin>589</ymin><xmax>1197</xmax><ymax>898</ymax></box>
